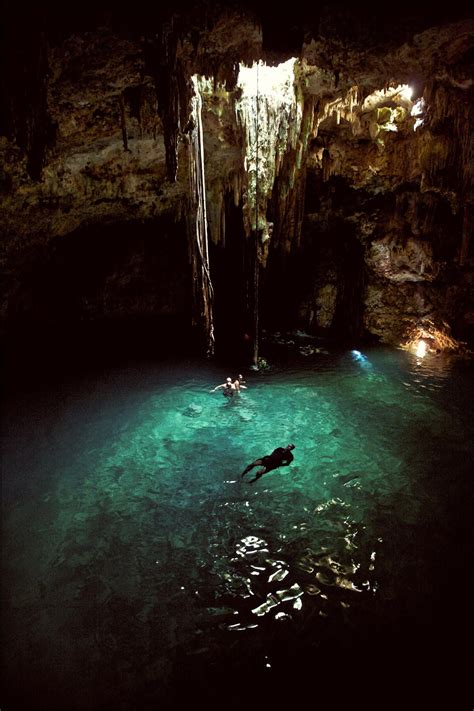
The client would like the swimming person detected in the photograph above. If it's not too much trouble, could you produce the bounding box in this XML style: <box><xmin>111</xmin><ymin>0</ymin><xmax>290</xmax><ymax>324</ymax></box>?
<box><xmin>241</xmin><ymin>444</ymin><xmax>295</xmax><ymax>483</ymax></box>
<box><xmin>233</xmin><ymin>374</ymin><xmax>247</xmax><ymax>392</ymax></box>
<box><xmin>210</xmin><ymin>378</ymin><xmax>236</xmax><ymax>398</ymax></box>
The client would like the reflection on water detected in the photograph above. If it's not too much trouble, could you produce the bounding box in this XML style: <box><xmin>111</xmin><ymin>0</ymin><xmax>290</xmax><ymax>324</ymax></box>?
<box><xmin>1</xmin><ymin>347</ymin><xmax>473</xmax><ymax>710</ymax></box>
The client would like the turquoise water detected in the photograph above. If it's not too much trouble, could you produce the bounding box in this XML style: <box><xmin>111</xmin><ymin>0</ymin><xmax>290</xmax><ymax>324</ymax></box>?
<box><xmin>1</xmin><ymin>346</ymin><xmax>473</xmax><ymax>710</ymax></box>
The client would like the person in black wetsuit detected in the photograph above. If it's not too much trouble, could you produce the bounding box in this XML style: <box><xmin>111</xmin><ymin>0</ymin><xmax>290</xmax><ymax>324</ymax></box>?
<box><xmin>241</xmin><ymin>444</ymin><xmax>295</xmax><ymax>483</ymax></box>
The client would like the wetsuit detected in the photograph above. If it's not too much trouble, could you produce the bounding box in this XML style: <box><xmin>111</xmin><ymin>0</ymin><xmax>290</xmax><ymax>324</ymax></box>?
<box><xmin>241</xmin><ymin>446</ymin><xmax>294</xmax><ymax>482</ymax></box>
<box><xmin>262</xmin><ymin>447</ymin><xmax>294</xmax><ymax>468</ymax></box>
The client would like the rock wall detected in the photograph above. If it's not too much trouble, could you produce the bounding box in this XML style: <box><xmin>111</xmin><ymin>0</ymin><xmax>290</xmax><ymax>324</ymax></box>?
<box><xmin>1</xmin><ymin>3</ymin><xmax>472</xmax><ymax>352</ymax></box>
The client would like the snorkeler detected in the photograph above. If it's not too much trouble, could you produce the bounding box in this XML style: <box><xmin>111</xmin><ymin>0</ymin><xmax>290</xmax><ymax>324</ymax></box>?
<box><xmin>241</xmin><ymin>444</ymin><xmax>295</xmax><ymax>483</ymax></box>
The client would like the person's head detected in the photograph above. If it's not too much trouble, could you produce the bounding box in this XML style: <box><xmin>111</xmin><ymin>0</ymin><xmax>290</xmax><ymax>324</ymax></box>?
<box><xmin>287</xmin><ymin>444</ymin><xmax>295</xmax><ymax>450</ymax></box>
<box><xmin>226</xmin><ymin>377</ymin><xmax>232</xmax><ymax>383</ymax></box>
<box><xmin>238</xmin><ymin>374</ymin><xmax>243</xmax><ymax>380</ymax></box>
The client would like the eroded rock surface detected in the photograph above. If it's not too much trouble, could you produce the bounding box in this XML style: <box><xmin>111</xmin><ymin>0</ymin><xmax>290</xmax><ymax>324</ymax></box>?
<box><xmin>1</xmin><ymin>2</ymin><xmax>472</xmax><ymax>350</ymax></box>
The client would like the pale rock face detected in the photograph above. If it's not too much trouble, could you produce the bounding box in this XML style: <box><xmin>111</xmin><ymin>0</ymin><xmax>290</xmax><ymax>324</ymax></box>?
<box><xmin>367</xmin><ymin>236</ymin><xmax>439</xmax><ymax>283</ymax></box>
<box><xmin>315</xmin><ymin>285</ymin><xmax>338</xmax><ymax>328</ymax></box>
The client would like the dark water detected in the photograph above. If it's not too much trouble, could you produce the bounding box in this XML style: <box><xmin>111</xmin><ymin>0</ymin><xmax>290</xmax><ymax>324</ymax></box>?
<box><xmin>1</xmin><ymin>346</ymin><xmax>473</xmax><ymax>710</ymax></box>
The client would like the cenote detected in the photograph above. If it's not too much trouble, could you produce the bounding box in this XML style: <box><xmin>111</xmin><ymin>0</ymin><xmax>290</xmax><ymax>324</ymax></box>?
<box><xmin>1</xmin><ymin>342</ymin><xmax>473</xmax><ymax>711</ymax></box>
<box><xmin>1</xmin><ymin>4</ymin><xmax>473</xmax><ymax>708</ymax></box>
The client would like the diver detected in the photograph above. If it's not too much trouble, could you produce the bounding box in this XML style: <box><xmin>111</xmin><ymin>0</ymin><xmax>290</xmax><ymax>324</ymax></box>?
<box><xmin>241</xmin><ymin>444</ymin><xmax>295</xmax><ymax>483</ymax></box>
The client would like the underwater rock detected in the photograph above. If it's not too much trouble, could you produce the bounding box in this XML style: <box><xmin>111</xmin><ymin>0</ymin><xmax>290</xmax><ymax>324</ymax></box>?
<box><xmin>183</xmin><ymin>404</ymin><xmax>203</xmax><ymax>418</ymax></box>
<box><xmin>334</xmin><ymin>471</ymin><xmax>362</xmax><ymax>485</ymax></box>
<box><xmin>238</xmin><ymin>410</ymin><xmax>254</xmax><ymax>422</ymax></box>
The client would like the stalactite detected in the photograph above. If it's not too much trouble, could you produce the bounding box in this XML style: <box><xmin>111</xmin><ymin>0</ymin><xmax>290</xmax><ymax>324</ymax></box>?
<box><xmin>119</xmin><ymin>94</ymin><xmax>129</xmax><ymax>152</ymax></box>
<box><xmin>235</xmin><ymin>59</ymin><xmax>318</xmax><ymax>255</ymax></box>
<box><xmin>322</xmin><ymin>148</ymin><xmax>331</xmax><ymax>181</ymax></box>
<box><xmin>236</xmin><ymin>59</ymin><xmax>303</xmax><ymax>237</ymax></box>
<box><xmin>220</xmin><ymin>197</ymin><xmax>226</xmax><ymax>248</ymax></box>
<box><xmin>422</xmin><ymin>79</ymin><xmax>473</xmax><ymax>264</ymax></box>
<box><xmin>144</xmin><ymin>21</ymin><xmax>192</xmax><ymax>183</ymax></box>
<box><xmin>269</xmin><ymin>93</ymin><xmax>316</xmax><ymax>253</ymax></box>
<box><xmin>423</xmin><ymin>81</ymin><xmax>472</xmax><ymax>190</ymax></box>
<box><xmin>206</xmin><ymin>189</ymin><xmax>224</xmax><ymax>246</ymax></box>
<box><xmin>234</xmin><ymin>60</ymin><xmax>319</xmax><ymax>366</ymax></box>
<box><xmin>420</xmin><ymin>194</ymin><xmax>438</xmax><ymax>235</ymax></box>
<box><xmin>186</xmin><ymin>76</ymin><xmax>215</xmax><ymax>357</ymax></box>
<box><xmin>1</xmin><ymin>18</ymin><xmax>56</xmax><ymax>180</ymax></box>
<box><xmin>123</xmin><ymin>85</ymin><xmax>147</xmax><ymax>140</ymax></box>
<box><xmin>459</xmin><ymin>203</ymin><xmax>472</xmax><ymax>266</ymax></box>
<box><xmin>232</xmin><ymin>172</ymin><xmax>241</xmax><ymax>207</ymax></box>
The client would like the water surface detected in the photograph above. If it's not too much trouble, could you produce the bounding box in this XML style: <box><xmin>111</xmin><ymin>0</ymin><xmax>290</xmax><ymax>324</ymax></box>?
<box><xmin>1</xmin><ymin>346</ymin><xmax>473</xmax><ymax>710</ymax></box>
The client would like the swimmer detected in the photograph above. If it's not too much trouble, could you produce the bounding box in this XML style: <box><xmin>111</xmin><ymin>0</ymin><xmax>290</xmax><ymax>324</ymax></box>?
<box><xmin>233</xmin><ymin>374</ymin><xmax>247</xmax><ymax>392</ymax></box>
<box><xmin>241</xmin><ymin>444</ymin><xmax>295</xmax><ymax>483</ymax></box>
<box><xmin>210</xmin><ymin>378</ymin><xmax>236</xmax><ymax>398</ymax></box>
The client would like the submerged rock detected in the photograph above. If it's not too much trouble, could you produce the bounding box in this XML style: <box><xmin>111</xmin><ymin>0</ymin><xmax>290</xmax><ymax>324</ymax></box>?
<box><xmin>183</xmin><ymin>404</ymin><xmax>203</xmax><ymax>418</ymax></box>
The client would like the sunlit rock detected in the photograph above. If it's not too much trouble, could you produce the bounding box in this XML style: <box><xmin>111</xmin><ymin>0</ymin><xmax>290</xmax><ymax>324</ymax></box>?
<box><xmin>367</xmin><ymin>236</ymin><xmax>439</xmax><ymax>282</ymax></box>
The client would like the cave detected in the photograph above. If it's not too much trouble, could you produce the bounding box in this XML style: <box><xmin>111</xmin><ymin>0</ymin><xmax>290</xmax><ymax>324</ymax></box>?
<box><xmin>1</xmin><ymin>1</ymin><xmax>473</xmax><ymax>362</ymax></box>
<box><xmin>1</xmin><ymin>2</ymin><xmax>473</xmax><ymax>710</ymax></box>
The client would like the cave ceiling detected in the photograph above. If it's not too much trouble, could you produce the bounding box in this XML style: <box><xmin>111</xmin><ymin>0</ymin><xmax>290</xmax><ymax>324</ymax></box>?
<box><xmin>0</xmin><ymin>0</ymin><xmax>473</xmax><ymax>348</ymax></box>
<box><xmin>1</xmin><ymin>0</ymin><xmax>471</xmax><ymax>231</ymax></box>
